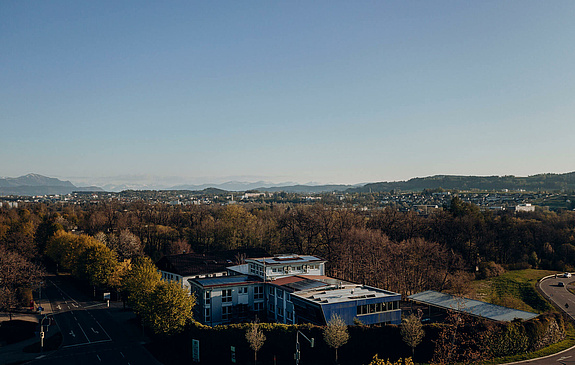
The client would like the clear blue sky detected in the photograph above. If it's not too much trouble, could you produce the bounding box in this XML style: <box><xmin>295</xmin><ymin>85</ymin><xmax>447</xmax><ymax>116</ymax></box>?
<box><xmin>2</xmin><ymin>1</ymin><xmax>574</xmax><ymax>186</ymax></box>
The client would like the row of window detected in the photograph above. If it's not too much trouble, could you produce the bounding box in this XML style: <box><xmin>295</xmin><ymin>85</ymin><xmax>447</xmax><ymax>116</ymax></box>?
<box><xmin>250</xmin><ymin>264</ymin><xmax>321</xmax><ymax>276</ymax></box>
<box><xmin>206</xmin><ymin>302</ymin><xmax>265</xmax><ymax>323</ymax></box>
<box><xmin>356</xmin><ymin>301</ymin><xmax>400</xmax><ymax>315</ymax></box>
<box><xmin>268</xmin><ymin>287</ymin><xmax>289</xmax><ymax>300</ymax></box>
<box><xmin>204</xmin><ymin>285</ymin><xmax>264</xmax><ymax>304</ymax></box>
<box><xmin>249</xmin><ymin>263</ymin><xmax>265</xmax><ymax>276</ymax></box>
<box><xmin>270</xmin><ymin>264</ymin><xmax>320</xmax><ymax>274</ymax></box>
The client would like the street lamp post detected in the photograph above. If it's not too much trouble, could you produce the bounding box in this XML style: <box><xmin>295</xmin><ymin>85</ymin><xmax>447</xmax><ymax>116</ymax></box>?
<box><xmin>295</xmin><ymin>330</ymin><xmax>314</xmax><ymax>365</ymax></box>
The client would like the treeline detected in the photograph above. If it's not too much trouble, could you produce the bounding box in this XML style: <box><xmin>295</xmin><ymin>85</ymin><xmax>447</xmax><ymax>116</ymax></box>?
<box><xmin>0</xmin><ymin>208</ymin><xmax>44</xmax><ymax>317</ymax></box>
<box><xmin>352</xmin><ymin>172</ymin><xmax>575</xmax><ymax>193</ymax></box>
<box><xmin>44</xmin><ymin>230</ymin><xmax>194</xmax><ymax>335</ymax></box>
<box><xmin>2</xmin><ymin>198</ymin><xmax>575</xmax><ymax>297</ymax></box>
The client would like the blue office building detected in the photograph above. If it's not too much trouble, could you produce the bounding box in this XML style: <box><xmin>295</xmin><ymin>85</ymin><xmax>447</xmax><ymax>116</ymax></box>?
<box><xmin>291</xmin><ymin>284</ymin><xmax>401</xmax><ymax>326</ymax></box>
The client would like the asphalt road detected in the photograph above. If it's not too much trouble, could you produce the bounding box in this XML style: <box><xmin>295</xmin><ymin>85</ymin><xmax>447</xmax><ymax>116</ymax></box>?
<box><xmin>30</xmin><ymin>276</ymin><xmax>161</xmax><ymax>365</ymax></box>
<box><xmin>509</xmin><ymin>275</ymin><xmax>575</xmax><ymax>365</ymax></box>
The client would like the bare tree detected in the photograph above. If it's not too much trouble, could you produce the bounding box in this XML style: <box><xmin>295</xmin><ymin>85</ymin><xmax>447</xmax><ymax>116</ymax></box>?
<box><xmin>0</xmin><ymin>246</ymin><xmax>44</xmax><ymax>320</ymax></box>
<box><xmin>400</xmin><ymin>313</ymin><xmax>425</xmax><ymax>357</ymax></box>
<box><xmin>245</xmin><ymin>321</ymin><xmax>266</xmax><ymax>365</ymax></box>
<box><xmin>323</xmin><ymin>314</ymin><xmax>349</xmax><ymax>364</ymax></box>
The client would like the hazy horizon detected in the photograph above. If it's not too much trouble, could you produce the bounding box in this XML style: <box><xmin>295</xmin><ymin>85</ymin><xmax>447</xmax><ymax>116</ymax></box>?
<box><xmin>3</xmin><ymin>1</ymin><xmax>574</xmax><ymax>184</ymax></box>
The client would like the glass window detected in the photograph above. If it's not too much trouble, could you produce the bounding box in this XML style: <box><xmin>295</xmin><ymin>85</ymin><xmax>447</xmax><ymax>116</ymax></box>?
<box><xmin>205</xmin><ymin>291</ymin><xmax>211</xmax><ymax>304</ymax></box>
<box><xmin>277</xmin><ymin>289</ymin><xmax>283</xmax><ymax>299</ymax></box>
<box><xmin>222</xmin><ymin>306</ymin><xmax>232</xmax><ymax>321</ymax></box>
<box><xmin>254</xmin><ymin>286</ymin><xmax>264</xmax><ymax>300</ymax></box>
<box><xmin>222</xmin><ymin>289</ymin><xmax>232</xmax><ymax>303</ymax></box>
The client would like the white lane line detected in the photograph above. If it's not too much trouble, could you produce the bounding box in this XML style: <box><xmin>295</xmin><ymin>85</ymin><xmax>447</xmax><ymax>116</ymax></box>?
<box><xmin>62</xmin><ymin>339</ymin><xmax>112</xmax><ymax>348</ymax></box>
<box><xmin>50</xmin><ymin>280</ymin><xmax>82</xmax><ymax>307</ymax></box>
<box><xmin>87</xmin><ymin>311</ymin><xmax>112</xmax><ymax>341</ymax></box>
<box><xmin>120</xmin><ymin>352</ymin><xmax>125</xmax><ymax>358</ymax></box>
<box><xmin>69</xmin><ymin>330</ymin><xmax>76</xmax><ymax>338</ymax></box>
<box><xmin>91</xmin><ymin>327</ymin><xmax>99</xmax><ymax>334</ymax></box>
<box><xmin>75</xmin><ymin>320</ymin><xmax>90</xmax><ymax>343</ymax></box>
<box><xmin>96</xmin><ymin>354</ymin><xmax>101</xmax><ymax>362</ymax></box>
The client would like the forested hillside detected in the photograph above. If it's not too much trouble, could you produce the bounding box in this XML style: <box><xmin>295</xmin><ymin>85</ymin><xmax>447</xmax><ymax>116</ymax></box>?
<box><xmin>351</xmin><ymin>172</ymin><xmax>575</xmax><ymax>193</ymax></box>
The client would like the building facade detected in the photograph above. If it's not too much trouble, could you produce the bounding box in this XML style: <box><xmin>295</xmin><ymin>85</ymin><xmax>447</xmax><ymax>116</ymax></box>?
<box><xmin>160</xmin><ymin>253</ymin><xmax>402</xmax><ymax>327</ymax></box>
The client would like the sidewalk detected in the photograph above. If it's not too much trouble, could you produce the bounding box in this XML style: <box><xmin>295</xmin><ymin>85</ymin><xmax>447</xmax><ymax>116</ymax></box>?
<box><xmin>0</xmin><ymin>288</ymin><xmax>60</xmax><ymax>365</ymax></box>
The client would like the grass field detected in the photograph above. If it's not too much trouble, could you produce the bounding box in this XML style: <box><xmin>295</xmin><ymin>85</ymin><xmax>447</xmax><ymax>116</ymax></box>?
<box><xmin>471</xmin><ymin>269</ymin><xmax>559</xmax><ymax>313</ymax></box>
<box><xmin>470</xmin><ymin>269</ymin><xmax>575</xmax><ymax>364</ymax></box>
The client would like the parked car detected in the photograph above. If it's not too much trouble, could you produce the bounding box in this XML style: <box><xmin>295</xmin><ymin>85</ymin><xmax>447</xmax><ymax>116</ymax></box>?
<box><xmin>564</xmin><ymin>273</ymin><xmax>572</xmax><ymax>278</ymax></box>
<box><xmin>559</xmin><ymin>282</ymin><xmax>565</xmax><ymax>287</ymax></box>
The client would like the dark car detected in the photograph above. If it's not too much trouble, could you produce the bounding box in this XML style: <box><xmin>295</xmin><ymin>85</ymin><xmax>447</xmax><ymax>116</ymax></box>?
<box><xmin>558</xmin><ymin>282</ymin><xmax>565</xmax><ymax>287</ymax></box>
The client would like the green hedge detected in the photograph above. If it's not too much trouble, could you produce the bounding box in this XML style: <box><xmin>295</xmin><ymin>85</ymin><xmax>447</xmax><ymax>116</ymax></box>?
<box><xmin>147</xmin><ymin>313</ymin><xmax>565</xmax><ymax>365</ymax></box>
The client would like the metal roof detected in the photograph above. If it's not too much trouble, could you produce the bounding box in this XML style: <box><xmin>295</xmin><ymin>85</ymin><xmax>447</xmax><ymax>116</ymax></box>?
<box><xmin>293</xmin><ymin>284</ymin><xmax>400</xmax><ymax>304</ymax></box>
<box><xmin>193</xmin><ymin>275</ymin><xmax>262</xmax><ymax>288</ymax></box>
<box><xmin>248</xmin><ymin>255</ymin><xmax>325</xmax><ymax>266</ymax></box>
<box><xmin>408</xmin><ymin>290</ymin><xmax>539</xmax><ymax>322</ymax></box>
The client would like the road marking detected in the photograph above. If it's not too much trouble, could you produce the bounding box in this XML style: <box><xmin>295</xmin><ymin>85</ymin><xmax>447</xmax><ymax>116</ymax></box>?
<box><xmin>120</xmin><ymin>352</ymin><xmax>125</xmax><ymax>358</ymax></box>
<box><xmin>87</xmin><ymin>311</ymin><xmax>112</xmax><ymax>341</ymax></box>
<box><xmin>57</xmin><ymin>304</ymin><xmax>61</xmax><ymax>310</ymax></box>
<box><xmin>62</xmin><ymin>339</ymin><xmax>112</xmax><ymax>348</ymax></box>
<box><xmin>72</xmin><ymin>303</ymin><xmax>78</xmax><ymax>308</ymax></box>
<box><xmin>559</xmin><ymin>356</ymin><xmax>572</xmax><ymax>360</ymax></box>
<box><xmin>69</xmin><ymin>330</ymin><xmax>76</xmax><ymax>337</ymax></box>
<box><xmin>91</xmin><ymin>327</ymin><xmax>99</xmax><ymax>334</ymax></box>
<box><xmin>96</xmin><ymin>354</ymin><xmax>101</xmax><ymax>362</ymax></box>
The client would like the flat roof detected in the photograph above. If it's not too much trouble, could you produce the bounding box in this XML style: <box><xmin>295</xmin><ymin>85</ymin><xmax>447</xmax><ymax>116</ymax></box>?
<box><xmin>408</xmin><ymin>290</ymin><xmax>539</xmax><ymax>322</ymax></box>
<box><xmin>293</xmin><ymin>284</ymin><xmax>400</xmax><ymax>305</ymax></box>
<box><xmin>192</xmin><ymin>275</ymin><xmax>262</xmax><ymax>288</ymax></box>
<box><xmin>247</xmin><ymin>255</ymin><xmax>325</xmax><ymax>266</ymax></box>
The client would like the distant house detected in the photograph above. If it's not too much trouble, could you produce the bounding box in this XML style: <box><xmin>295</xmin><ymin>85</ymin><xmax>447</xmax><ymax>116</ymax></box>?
<box><xmin>513</xmin><ymin>203</ymin><xmax>536</xmax><ymax>213</ymax></box>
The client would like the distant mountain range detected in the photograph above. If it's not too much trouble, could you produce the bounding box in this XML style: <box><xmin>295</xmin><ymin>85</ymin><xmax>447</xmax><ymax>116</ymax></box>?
<box><xmin>1</xmin><ymin>172</ymin><xmax>574</xmax><ymax>197</ymax></box>
<box><xmin>0</xmin><ymin>174</ymin><xmax>103</xmax><ymax>196</ymax></box>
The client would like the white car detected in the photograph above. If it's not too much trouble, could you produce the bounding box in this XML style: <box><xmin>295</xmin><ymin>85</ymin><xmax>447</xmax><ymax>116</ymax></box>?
<box><xmin>564</xmin><ymin>272</ymin><xmax>572</xmax><ymax>278</ymax></box>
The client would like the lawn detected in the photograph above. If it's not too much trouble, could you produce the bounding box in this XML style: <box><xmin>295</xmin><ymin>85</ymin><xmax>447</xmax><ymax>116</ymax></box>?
<box><xmin>471</xmin><ymin>269</ymin><xmax>559</xmax><ymax>313</ymax></box>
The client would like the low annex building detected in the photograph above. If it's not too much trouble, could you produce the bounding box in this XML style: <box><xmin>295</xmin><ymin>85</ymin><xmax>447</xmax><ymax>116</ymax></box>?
<box><xmin>158</xmin><ymin>253</ymin><xmax>402</xmax><ymax>327</ymax></box>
